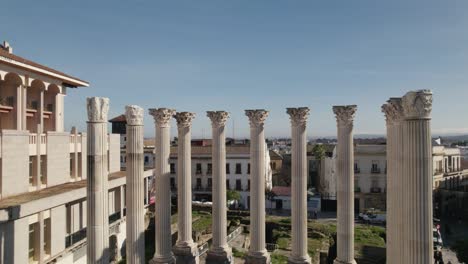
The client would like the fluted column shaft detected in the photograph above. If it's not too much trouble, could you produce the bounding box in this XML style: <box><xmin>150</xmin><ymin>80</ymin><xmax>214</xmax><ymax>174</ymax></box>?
<box><xmin>286</xmin><ymin>108</ymin><xmax>311</xmax><ymax>264</ymax></box>
<box><xmin>125</xmin><ymin>105</ymin><xmax>145</xmax><ymax>264</ymax></box>
<box><xmin>86</xmin><ymin>97</ymin><xmax>110</xmax><ymax>264</ymax></box>
<box><xmin>333</xmin><ymin>105</ymin><xmax>357</xmax><ymax>264</ymax></box>
<box><xmin>245</xmin><ymin>110</ymin><xmax>270</xmax><ymax>264</ymax></box>
<box><xmin>401</xmin><ymin>90</ymin><xmax>433</xmax><ymax>264</ymax></box>
<box><xmin>149</xmin><ymin>108</ymin><xmax>176</xmax><ymax>264</ymax></box>
<box><xmin>206</xmin><ymin>111</ymin><xmax>232</xmax><ymax>264</ymax></box>
<box><xmin>173</xmin><ymin>112</ymin><xmax>199</xmax><ymax>264</ymax></box>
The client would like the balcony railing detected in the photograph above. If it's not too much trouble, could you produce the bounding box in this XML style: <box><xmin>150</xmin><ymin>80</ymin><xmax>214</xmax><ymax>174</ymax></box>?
<box><xmin>354</xmin><ymin>168</ymin><xmax>360</xmax><ymax>173</ymax></box>
<box><xmin>0</xmin><ymin>96</ymin><xmax>14</xmax><ymax>107</ymax></box>
<box><xmin>371</xmin><ymin>168</ymin><xmax>381</xmax><ymax>174</ymax></box>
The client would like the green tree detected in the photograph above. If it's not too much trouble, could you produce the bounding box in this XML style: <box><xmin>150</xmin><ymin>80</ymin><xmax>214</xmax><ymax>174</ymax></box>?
<box><xmin>265</xmin><ymin>188</ymin><xmax>277</xmax><ymax>213</ymax></box>
<box><xmin>312</xmin><ymin>144</ymin><xmax>326</xmax><ymax>192</ymax></box>
<box><xmin>226</xmin><ymin>189</ymin><xmax>241</xmax><ymax>202</ymax></box>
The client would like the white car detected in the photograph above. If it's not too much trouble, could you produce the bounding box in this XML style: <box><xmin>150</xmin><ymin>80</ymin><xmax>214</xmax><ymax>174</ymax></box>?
<box><xmin>360</xmin><ymin>213</ymin><xmax>386</xmax><ymax>225</ymax></box>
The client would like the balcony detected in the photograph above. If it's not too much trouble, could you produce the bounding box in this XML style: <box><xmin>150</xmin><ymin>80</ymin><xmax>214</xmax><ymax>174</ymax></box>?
<box><xmin>371</xmin><ymin>168</ymin><xmax>381</xmax><ymax>174</ymax></box>
<box><xmin>370</xmin><ymin>187</ymin><xmax>382</xmax><ymax>193</ymax></box>
<box><xmin>0</xmin><ymin>96</ymin><xmax>14</xmax><ymax>113</ymax></box>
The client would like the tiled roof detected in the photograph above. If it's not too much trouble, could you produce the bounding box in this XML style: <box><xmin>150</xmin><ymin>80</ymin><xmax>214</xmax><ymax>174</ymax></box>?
<box><xmin>0</xmin><ymin>48</ymin><xmax>89</xmax><ymax>87</ymax></box>
<box><xmin>272</xmin><ymin>186</ymin><xmax>291</xmax><ymax>196</ymax></box>
<box><xmin>109</xmin><ymin>114</ymin><xmax>126</xmax><ymax>122</ymax></box>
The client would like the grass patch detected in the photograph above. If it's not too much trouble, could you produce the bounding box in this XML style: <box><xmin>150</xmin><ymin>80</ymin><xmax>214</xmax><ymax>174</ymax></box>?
<box><xmin>354</xmin><ymin>224</ymin><xmax>386</xmax><ymax>247</ymax></box>
<box><xmin>192</xmin><ymin>215</ymin><xmax>212</xmax><ymax>232</ymax></box>
<box><xmin>271</xmin><ymin>253</ymin><xmax>288</xmax><ymax>264</ymax></box>
<box><xmin>232</xmin><ymin>247</ymin><xmax>246</xmax><ymax>258</ymax></box>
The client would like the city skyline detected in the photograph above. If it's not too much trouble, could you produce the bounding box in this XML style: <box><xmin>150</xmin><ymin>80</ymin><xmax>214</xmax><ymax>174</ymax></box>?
<box><xmin>2</xmin><ymin>0</ymin><xmax>468</xmax><ymax>137</ymax></box>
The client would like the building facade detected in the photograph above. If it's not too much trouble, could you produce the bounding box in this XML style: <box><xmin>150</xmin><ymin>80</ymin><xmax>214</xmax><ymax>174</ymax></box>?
<box><xmin>0</xmin><ymin>43</ymin><xmax>153</xmax><ymax>264</ymax></box>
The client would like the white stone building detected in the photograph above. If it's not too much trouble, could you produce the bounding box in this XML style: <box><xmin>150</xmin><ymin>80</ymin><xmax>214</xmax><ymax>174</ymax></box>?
<box><xmin>0</xmin><ymin>43</ymin><xmax>154</xmax><ymax>264</ymax></box>
<box><xmin>319</xmin><ymin>143</ymin><xmax>467</xmax><ymax>212</ymax></box>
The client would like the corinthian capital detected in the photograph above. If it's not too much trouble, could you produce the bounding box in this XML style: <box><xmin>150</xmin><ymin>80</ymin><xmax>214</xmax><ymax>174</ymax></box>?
<box><xmin>387</xmin><ymin>97</ymin><xmax>404</xmax><ymax>123</ymax></box>
<box><xmin>87</xmin><ymin>97</ymin><xmax>109</xmax><ymax>122</ymax></box>
<box><xmin>174</xmin><ymin>112</ymin><xmax>196</xmax><ymax>128</ymax></box>
<box><xmin>207</xmin><ymin>111</ymin><xmax>230</xmax><ymax>128</ymax></box>
<box><xmin>286</xmin><ymin>107</ymin><xmax>310</xmax><ymax>127</ymax></box>
<box><xmin>245</xmin><ymin>109</ymin><xmax>269</xmax><ymax>128</ymax></box>
<box><xmin>333</xmin><ymin>105</ymin><xmax>357</xmax><ymax>127</ymax></box>
<box><xmin>149</xmin><ymin>108</ymin><xmax>176</xmax><ymax>127</ymax></box>
<box><xmin>402</xmin><ymin>90</ymin><xmax>432</xmax><ymax>120</ymax></box>
<box><xmin>125</xmin><ymin>105</ymin><xmax>144</xmax><ymax>126</ymax></box>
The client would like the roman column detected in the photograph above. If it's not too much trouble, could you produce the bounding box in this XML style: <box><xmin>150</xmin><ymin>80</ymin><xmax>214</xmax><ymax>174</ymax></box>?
<box><xmin>286</xmin><ymin>107</ymin><xmax>311</xmax><ymax>264</ymax></box>
<box><xmin>149</xmin><ymin>108</ymin><xmax>176</xmax><ymax>264</ymax></box>
<box><xmin>125</xmin><ymin>105</ymin><xmax>145</xmax><ymax>264</ymax></box>
<box><xmin>385</xmin><ymin>98</ymin><xmax>404</xmax><ymax>264</ymax></box>
<box><xmin>401</xmin><ymin>90</ymin><xmax>433</xmax><ymax>263</ymax></box>
<box><xmin>333</xmin><ymin>105</ymin><xmax>357</xmax><ymax>264</ymax></box>
<box><xmin>245</xmin><ymin>110</ymin><xmax>271</xmax><ymax>264</ymax></box>
<box><xmin>206</xmin><ymin>111</ymin><xmax>233</xmax><ymax>264</ymax></box>
<box><xmin>173</xmin><ymin>112</ymin><xmax>199</xmax><ymax>264</ymax></box>
<box><xmin>86</xmin><ymin>97</ymin><xmax>110</xmax><ymax>264</ymax></box>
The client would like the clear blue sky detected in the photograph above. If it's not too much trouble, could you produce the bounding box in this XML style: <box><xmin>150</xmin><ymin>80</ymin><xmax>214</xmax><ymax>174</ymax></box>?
<box><xmin>2</xmin><ymin>1</ymin><xmax>468</xmax><ymax>138</ymax></box>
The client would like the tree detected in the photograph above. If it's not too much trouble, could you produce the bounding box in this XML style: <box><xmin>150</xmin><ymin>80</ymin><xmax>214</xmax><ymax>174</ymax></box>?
<box><xmin>312</xmin><ymin>144</ymin><xmax>326</xmax><ymax>192</ymax></box>
<box><xmin>265</xmin><ymin>189</ymin><xmax>277</xmax><ymax>213</ymax></box>
<box><xmin>226</xmin><ymin>189</ymin><xmax>241</xmax><ymax>202</ymax></box>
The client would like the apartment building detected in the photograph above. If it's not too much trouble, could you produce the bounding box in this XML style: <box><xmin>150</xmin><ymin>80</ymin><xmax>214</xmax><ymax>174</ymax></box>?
<box><xmin>0</xmin><ymin>42</ymin><xmax>151</xmax><ymax>264</ymax></box>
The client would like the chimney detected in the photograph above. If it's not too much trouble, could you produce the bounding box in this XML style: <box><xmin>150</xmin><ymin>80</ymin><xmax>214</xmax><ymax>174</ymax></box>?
<box><xmin>2</xmin><ymin>41</ymin><xmax>13</xmax><ymax>54</ymax></box>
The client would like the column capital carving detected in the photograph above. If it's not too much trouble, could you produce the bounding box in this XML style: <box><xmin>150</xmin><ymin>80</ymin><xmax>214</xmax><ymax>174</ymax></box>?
<box><xmin>207</xmin><ymin>111</ymin><xmax>229</xmax><ymax>128</ymax></box>
<box><xmin>333</xmin><ymin>105</ymin><xmax>357</xmax><ymax>127</ymax></box>
<box><xmin>402</xmin><ymin>90</ymin><xmax>432</xmax><ymax>120</ymax></box>
<box><xmin>125</xmin><ymin>105</ymin><xmax>144</xmax><ymax>126</ymax></box>
<box><xmin>174</xmin><ymin>112</ymin><xmax>196</xmax><ymax>128</ymax></box>
<box><xmin>87</xmin><ymin>97</ymin><xmax>109</xmax><ymax>122</ymax></box>
<box><xmin>245</xmin><ymin>109</ymin><xmax>269</xmax><ymax>127</ymax></box>
<box><xmin>286</xmin><ymin>107</ymin><xmax>310</xmax><ymax>127</ymax></box>
<box><xmin>149</xmin><ymin>108</ymin><xmax>176</xmax><ymax>127</ymax></box>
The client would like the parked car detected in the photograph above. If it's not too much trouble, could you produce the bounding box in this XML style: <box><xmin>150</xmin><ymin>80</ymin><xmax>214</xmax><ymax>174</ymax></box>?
<box><xmin>360</xmin><ymin>213</ymin><xmax>386</xmax><ymax>225</ymax></box>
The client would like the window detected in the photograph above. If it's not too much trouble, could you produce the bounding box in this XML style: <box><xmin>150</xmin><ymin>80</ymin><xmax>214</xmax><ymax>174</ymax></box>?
<box><xmin>208</xmin><ymin>178</ymin><xmax>212</xmax><ymax>188</ymax></box>
<box><xmin>40</xmin><ymin>156</ymin><xmax>46</xmax><ymax>185</ymax></box>
<box><xmin>207</xmin><ymin>163</ymin><xmax>212</xmax><ymax>175</ymax></box>
<box><xmin>248</xmin><ymin>163</ymin><xmax>251</xmax><ymax>174</ymax></box>
<box><xmin>236</xmin><ymin>179</ymin><xmax>242</xmax><ymax>191</ymax></box>
<box><xmin>247</xmin><ymin>180</ymin><xmax>250</xmax><ymax>191</ymax></box>
<box><xmin>235</xmin><ymin>163</ymin><xmax>242</xmax><ymax>174</ymax></box>
<box><xmin>226</xmin><ymin>163</ymin><xmax>230</xmax><ymax>174</ymax></box>
<box><xmin>226</xmin><ymin>179</ymin><xmax>230</xmax><ymax>190</ymax></box>
<box><xmin>196</xmin><ymin>178</ymin><xmax>202</xmax><ymax>189</ymax></box>
<box><xmin>144</xmin><ymin>156</ymin><xmax>149</xmax><ymax>164</ymax></box>
<box><xmin>44</xmin><ymin>218</ymin><xmax>51</xmax><ymax>257</ymax></box>
<box><xmin>29</xmin><ymin>223</ymin><xmax>37</xmax><ymax>262</ymax></box>
<box><xmin>29</xmin><ymin>157</ymin><xmax>34</xmax><ymax>186</ymax></box>
<box><xmin>170</xmin><ymin>177</ymin><xmax>176</xmax><ymax>189</ymax></box>
<box><xmin>354</xmin><ymin>162</ymin><xmax>360</xmax><ymax>173</ymax></box>
<box><xmin>371</xmin><ymin>161</ymin><xmax>380</xmax><ymax>173</ymax></box>
<box><xmin>170</xmin><ymin>163</ymin><xmax>176</xmax><ymax>174</ymax></box>
<box><xmin>271</xmin><ymin>162</ymin><xmax>276</xmax><ymax>170</ymax></box>
<box><xmin>196</xmin><ymin>163</ymin><xmax>202</xmax><ymax>174</ymax></box>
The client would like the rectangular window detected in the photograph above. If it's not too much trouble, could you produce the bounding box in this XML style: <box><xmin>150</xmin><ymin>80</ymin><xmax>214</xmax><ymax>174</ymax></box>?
<box><xmin>208</xmin><ymin>178</ymin><xmax>212</xmax><ymax>189</ymax></box>
<box><xmin>196</xmin><ymin>163</ymin><xmax>202</xmax><ymax>174</ymax></box>
<box><xmin>247</xmin><ymin>179</ymin><xmax>250</xmax><ymax>191</ymax></box>
<box><xmin>271</xmin><ymin>162</ymin><xmax>276</xmax><ymax>170</ymax></box>
<box><xmin>29</xmin><ymin>157</ymin><xmax>34</xmax><ymax>186</ymax></box>
<box><xmin>236</xmin><ymin>179</ymin><xmax>242</xmax><ymax>191</ymax></box>
<box><xmin>144</xmin><ymin>156</ymin><xmax>149</xmax><ymax>164</ymax></box>
<box><xmin>170</xmin><ymin>177</ymin><xmax>176</xmax><ymax>189</ymax></box>
<box><xmin>44</xmin><ymin>218</ymin><xmax>51</xmax><ymax>256</ymax></box>
<box><xmin>29</xmin><ymin>223</ymin><xmax>36</xmax><ymax>262</ymax></box>
<box><xmin>371</xmin><ymin>161</ymin><xmax>380</xmax><ymax>173</ymax></box>
<box><xmin>248</xmin><ymin>163</ymin><xmax>251</xmax><ymax>174</ymax></box>
<box><xmin>40</xmin><ymin>155</ymin><xmax>47</xmax><ymax>185</ymax></box>
<box><xmin>226</xmin><ymin>179</ymin><xmax>230</xmax><ymax>190</ymax></box>
<box><xmin>196</xmin><ymin>178</ymin><xmax>202</xmax><ymax>189</ymax></box>
<box><xmin>226</xmin><ymin>163</ymin><xmax>230</xmax><ymax>174</ymax></box>
<box><xmin>170</xmin><ymin>163</ymin><xmax>176</xmax><ymax>174</ymax></box>
<box><xmin>235</xmin><ymin>163</ymin><xmax>242</xmax><ymax>174</ymax></box>
<box><xmin>354</xmin><ymin>162</ymin><xmax>360</xmax><ymax>173</ymax></box>
<box><xmin>207</xmin><ymin>163</ymin><xmax>212</xmax><ymax>175</ymax></box>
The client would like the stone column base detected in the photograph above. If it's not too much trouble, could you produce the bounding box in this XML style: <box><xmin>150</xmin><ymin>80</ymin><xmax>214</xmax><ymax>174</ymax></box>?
<box><xmin>173</xmin><ymin>243</ymin><xmax>199</xmax><ymax>264</ymax></box>
<box><xmin>287</xmin><ymin>255</ymin><xmax>311</xmax><ymax>264</ymax></box>
<box><xmin>333</xmin><ymin>259</ymin><xmax>357</xmax><ymax>264</ymax></box>
<box><xmin>149</xmin><ymin>254</ymin><xmax>175</xmax><ymax>264</ymax></box>
<box><xmin>206</xmin><ymin>246</ymin><xmax>233</xmax><ymax>264</ymax></box>
<box><xmin>245</xmin><ymin>250</ymin><xmax>271</xmax><ymax>264</ymax></box>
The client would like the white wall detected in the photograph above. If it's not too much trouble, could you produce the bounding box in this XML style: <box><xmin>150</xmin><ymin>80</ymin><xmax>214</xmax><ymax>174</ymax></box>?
<box><xmin>46</xmin><ymin>132</ymin><xmax>70</xmax><ymax>187</ymax></box>
<box><xmin>1</xmin><ymin>130</ymin><xmax>29</xmax><ymax>198</ymax></box>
